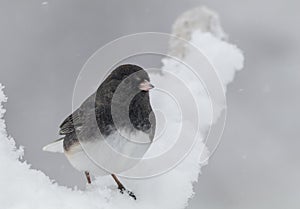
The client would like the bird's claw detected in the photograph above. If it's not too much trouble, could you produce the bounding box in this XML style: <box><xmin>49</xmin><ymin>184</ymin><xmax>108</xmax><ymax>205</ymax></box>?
<box><xmin>118</xmin><ymin>187</ymin><xmax>137</xmax><ymax>200</ymax></box>
<box><xmin>126</xmin><ymin>190</ymin><xmax>137</xmax><ymax>200</ymax></box>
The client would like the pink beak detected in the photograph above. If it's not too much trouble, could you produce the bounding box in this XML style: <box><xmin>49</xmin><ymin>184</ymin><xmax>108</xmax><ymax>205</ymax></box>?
<box><xmin>139</xmin><ymin>80</ymin><xmax>154</xmax><ymax>91</ymax></box>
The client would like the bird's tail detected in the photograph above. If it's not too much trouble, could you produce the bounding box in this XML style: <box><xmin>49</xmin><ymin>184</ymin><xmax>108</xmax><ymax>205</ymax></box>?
<box><xmin>42</xmin><ymin>138</ymin><xmax>64</xmax><ymax>153</ymax></box>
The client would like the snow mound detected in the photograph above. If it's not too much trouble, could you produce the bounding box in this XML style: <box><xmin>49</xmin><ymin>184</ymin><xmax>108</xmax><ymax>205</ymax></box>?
<box><xmin>170</xmin><ymin>6</ymin><xmax>227</xmax><ymax>59</ymax></box>
<box><xmin>0</xmin><ymin>7</ymin><xmax>243</xmax><ymax>209</ymax></box>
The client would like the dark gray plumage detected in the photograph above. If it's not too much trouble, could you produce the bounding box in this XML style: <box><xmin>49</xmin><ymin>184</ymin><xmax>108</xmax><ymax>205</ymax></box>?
<box><xmin>60</xmin><ymin>64</ymin><xmax>156</xmax><ymax>152</ymax></box>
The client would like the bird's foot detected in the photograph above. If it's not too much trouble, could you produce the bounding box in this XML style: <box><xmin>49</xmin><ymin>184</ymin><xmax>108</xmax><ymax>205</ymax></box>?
<box><xmin>126</xmin><ymin>190</ymin><xmax>137</xmax><ymax>200</ymax></box>
<box><xmin>118</xmin><ymin>186</ymin><xmax>137</xmax><ymax>200</ymax></box>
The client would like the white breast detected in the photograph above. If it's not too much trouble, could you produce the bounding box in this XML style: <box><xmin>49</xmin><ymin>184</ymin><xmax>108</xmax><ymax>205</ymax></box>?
<box><xmin>65</xmin><ymin>129</ymin><xmax>152</xmax><ymax>176</ymax></box>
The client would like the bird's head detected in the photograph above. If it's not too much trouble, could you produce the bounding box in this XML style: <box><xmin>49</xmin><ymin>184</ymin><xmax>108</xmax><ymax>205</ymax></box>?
<box><xmin>109</xmin><ymin>64</ymin><xmax>154</xmax><ymax>92</ymax></box>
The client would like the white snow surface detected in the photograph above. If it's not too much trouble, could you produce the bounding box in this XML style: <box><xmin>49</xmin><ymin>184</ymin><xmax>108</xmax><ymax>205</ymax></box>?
<box><xmin>0</xmin><ymin>7</ymin><xmax>243</xmax><ymax>209</ymax></box>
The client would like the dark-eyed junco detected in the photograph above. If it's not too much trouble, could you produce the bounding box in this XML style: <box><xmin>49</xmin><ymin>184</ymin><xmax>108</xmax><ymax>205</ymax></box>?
<box><xmin>43</xmin><ymin>64</ymin><xmax>156</xmax><ymax>200</ymax></box>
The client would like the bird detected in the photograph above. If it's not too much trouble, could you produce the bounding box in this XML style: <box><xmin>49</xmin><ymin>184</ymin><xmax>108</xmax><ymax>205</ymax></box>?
<box><xmin>43</xmin><ymin>64</ymin><xmax>156</xmax><ymax>200</ymax></box>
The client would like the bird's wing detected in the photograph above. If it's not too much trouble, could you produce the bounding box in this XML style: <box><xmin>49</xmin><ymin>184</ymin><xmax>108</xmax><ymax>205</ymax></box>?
<box><xmin>59</xmin><ymin>79</ymin><xmax>118</xmax><ymax>135</ymax></box>
<box><xmin>59</xmin><ymin>92</ymin><xmax>97</xmax><ymax>135</ymax></box>
<box><xmin>59</xmin><ymin>110</ymin><xmax>81</xmax><ymax>135</ymax></box>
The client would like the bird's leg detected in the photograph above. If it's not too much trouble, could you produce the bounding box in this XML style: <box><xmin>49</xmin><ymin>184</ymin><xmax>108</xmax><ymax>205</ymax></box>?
<box><xmin>85</xmin><ymin>171</ymin><xmax>92</xmax><ymax>184</ymax></box>
<box><xmin>111</xmin><ymin>174</ymin><xmax>125</xmax><ymax>191</ymax></box>
<box><xmin>111</xmin><ymin>174</ymin><xmax>136</xmax><ymax>200</ymax></box>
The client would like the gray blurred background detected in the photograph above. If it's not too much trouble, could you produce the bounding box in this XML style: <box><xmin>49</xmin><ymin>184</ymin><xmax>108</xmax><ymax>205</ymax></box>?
<box><xmin>0</xmin><ymin>0</ymin><xmax>299</xmax><ymax>209</ymax></box>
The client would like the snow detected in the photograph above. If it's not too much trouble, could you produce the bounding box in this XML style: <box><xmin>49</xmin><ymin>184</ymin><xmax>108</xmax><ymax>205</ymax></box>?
<box><xmin>0</xmin><ymin>7</ymin><xmax>243</xmax><ymax>209</ymax></box>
